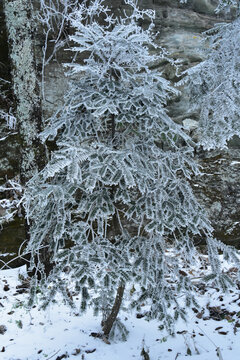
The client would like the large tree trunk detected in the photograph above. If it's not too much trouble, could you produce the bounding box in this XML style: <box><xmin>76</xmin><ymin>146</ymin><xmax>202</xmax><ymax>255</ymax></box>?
<box><xmin>3</xmin><ymin>0</ymin><xmax>45</xmax><ymax>182</ymax></box>
<box><xmin>3</xmin><ymin>0</ymin><xmax>52</xmax><ymax>276</ymax></box>
<box><xmin>102</xmin><ymin>284</ymin><xmax>125</xmax><ymax>338</ymax></box>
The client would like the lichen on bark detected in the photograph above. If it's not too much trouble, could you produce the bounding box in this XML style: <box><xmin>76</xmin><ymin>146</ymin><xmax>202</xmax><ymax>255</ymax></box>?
<box><xmin>3</xmin><ymin>0</ymin><xmax>45</xmax><ymax>182</ymax></box>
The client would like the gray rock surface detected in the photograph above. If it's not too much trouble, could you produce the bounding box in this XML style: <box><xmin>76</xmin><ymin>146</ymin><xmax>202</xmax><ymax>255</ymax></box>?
<box><xmin>194</xmin><ymin>149</ymin><xmax>240</xmax><ymax>247</ymax></box>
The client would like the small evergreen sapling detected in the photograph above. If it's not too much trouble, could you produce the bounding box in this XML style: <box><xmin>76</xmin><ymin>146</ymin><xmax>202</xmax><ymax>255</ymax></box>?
<box><xmin>24</xmin><ymin>0</ymin><xmax>240</xmax><ymax>338</ymax></box>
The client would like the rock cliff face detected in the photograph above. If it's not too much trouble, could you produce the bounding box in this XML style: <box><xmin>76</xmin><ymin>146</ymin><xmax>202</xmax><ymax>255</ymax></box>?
<box><xmin>0</xmin><ymin>0</ymin><xmax>239</xmax><ymax>256</ymax></box>
<box><xmin>193</xmin><ymin>149</ymin><xmax>240</xmax><ymax>248</ymax></box>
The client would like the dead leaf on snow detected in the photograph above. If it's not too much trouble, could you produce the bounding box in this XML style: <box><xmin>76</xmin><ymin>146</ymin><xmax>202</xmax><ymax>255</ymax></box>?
<box><xmin>72</xmin><ymin>348</ymin><xmax>81</xmax><ymax>355</ymax></box>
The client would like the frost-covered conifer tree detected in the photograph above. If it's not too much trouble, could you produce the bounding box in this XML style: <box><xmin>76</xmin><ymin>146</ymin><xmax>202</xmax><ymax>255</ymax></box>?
<box><xmin>24</xmin><ymin>0</ymin><xmax>239</xmax><ymax>338</ymax></box>
<box><xmin>180</xmin><ymin>0</ymin><xmax>240</xmax><ymax>149</ymax></box>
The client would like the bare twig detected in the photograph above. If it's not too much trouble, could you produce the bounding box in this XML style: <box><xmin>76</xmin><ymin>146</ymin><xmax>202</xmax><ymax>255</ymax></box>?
<box><xmin>196</xmin><ymin>325</ymin><xmax>224</xmax><ymax>360</ymax></box>
<box><xmin>46</xmin><ymin>349</ymin><xmax>60</xmax><ymax>360</ymax></box>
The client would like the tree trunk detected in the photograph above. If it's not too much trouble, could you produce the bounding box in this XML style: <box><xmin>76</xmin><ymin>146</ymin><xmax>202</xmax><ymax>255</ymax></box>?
<box><xmin>101</xmin><ymin>90</ymin><xmax>125</xmax><ymax>337</ymax></box>
<box><xmin>102</xmin><ymin>283</ymin><xmax>125</xmax><ymax>337</ymax></box>
<box><xmin>3</xmin><ymin>0</ymin><xmax>53</xmax><ymax>276</ymax></box>
<box><xmin>3</xmin><ymin>0</ymin><xmax>46</xmax><ymax>182</ymax></box>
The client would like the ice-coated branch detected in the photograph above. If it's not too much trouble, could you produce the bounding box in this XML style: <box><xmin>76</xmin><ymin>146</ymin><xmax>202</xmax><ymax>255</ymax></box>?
<box><xmin>37</xmin><ymin>0</ymin><xmax>79</xmax><ymax>99</ymax></box>
<box><xmin>0</xmin><ymin>178</ymin><xmax>23</xmax><ymax>227</ymax></box>
<box><xmin>180</xmin><ymin>17</ymin><xmax>240</xmax><ymax>149</ymax></box>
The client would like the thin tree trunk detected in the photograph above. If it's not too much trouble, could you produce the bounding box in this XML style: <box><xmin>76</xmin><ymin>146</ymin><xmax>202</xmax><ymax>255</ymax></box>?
<box><xmin>102</xmin><ymin>283</ymin><xmax>125</xmax><ymax>337</ymax></box>
<box><xmin>100</xmin><ymin>82</ymin><xmax>125</xmax><ymax>337</ymax></box>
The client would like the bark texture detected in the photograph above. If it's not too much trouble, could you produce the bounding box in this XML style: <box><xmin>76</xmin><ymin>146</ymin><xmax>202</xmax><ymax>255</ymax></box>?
<box><xmin>102</xmin><ymin>284</ymin><xmax>125</xmax><ymax>337</ymax></box>
<box><xmin>3</xmin><ymin>0</ymin><xmax>49</xmax><ymax>272</ymax></box>
<box><xmin>3</xmin><ymin>0</ymin><xmax>45</xmax><ymax>183</ymax></box>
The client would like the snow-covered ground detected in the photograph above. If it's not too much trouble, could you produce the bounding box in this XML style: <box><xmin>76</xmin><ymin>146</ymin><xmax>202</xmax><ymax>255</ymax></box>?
<box><xmin>0</xmin><ymin>262</ymin><xmax>240</xmax><ymax>360</ymax></box>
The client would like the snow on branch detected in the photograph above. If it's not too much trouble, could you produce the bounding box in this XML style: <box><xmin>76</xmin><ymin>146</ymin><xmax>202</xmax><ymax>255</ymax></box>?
<box><xmin>0</xmin><ymin>78</ymin><xmax>17</xmax><ymax>140</ymax></box>
<box><xmin>180</xmin><ymin>17</ymin><xmax>240</xmax><ymax>149</ymax></box>
<box><xmin>0</xmin><ymin>178</ymin><xmax>23</xmax><ymax>227</ymax></box>
<box><xmin>215</xmin><ymin>0</ymin><xmax>240</xmax><ymax>14</ymax></box>
<box><xmin>0</xmin><ymin>109</ymin><xmax>16</xmax><ymax>131</ymax></box>
<box><xmin>37</xmin><ymin>0</ymin><xmax>79</xmax><ymax>99</ymax></box>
